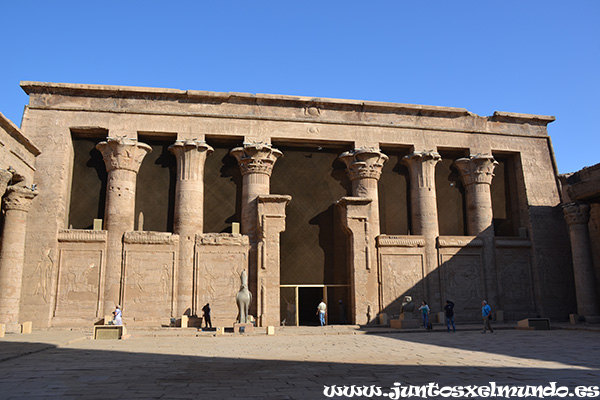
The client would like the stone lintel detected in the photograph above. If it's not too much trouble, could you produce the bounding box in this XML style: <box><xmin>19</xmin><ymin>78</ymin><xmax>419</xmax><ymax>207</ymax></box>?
<box><xmin>195</xmin><ymin>233</ymin><xmax>249</xmax><ymax>246</ymax></box>
<box><xmin>377</xmin><ymin>235</ymin><xmax>426</xmax><ymax>247</ymax></box>
<box><xmin>494</xmin><ymin>238</ymin><xmax>532</xmax><ymax>248</ymax></box>
<box><xmin>58</xmin><ymin>229</ymin><xmax>108</xmax><ymax>243</ymax></box>
<box><xmin>437</xmin><ymin>236</ymin><xmax>483</xmax><ymax>248</ymax></box>
<box><xmin>123</xmin><ymin>231</ymin><xmax>179</xmax><ymax>245</ymax></box>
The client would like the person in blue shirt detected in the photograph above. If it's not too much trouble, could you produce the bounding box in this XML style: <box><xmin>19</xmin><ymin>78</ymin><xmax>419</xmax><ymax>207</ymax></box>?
<box><xmin>418</xmin><ymin>300</ymin><xmax>430</xmax><ymax>329</ymax></box>
<box><xmin>481</xmin><ymin>300</ymin><xmax>494</xmax><ymax>333</ymax></box>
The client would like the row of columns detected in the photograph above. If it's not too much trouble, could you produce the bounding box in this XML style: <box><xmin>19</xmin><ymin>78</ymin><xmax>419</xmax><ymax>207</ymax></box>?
<box><xmin>0</xmin><ymin>135</ymin><xmax>500</xmax><ymax>328</ymax></box>
<box><xmin>0</xmin><ymin>169</ymin><xmax>38</xmax><ymax>329</ymax></box>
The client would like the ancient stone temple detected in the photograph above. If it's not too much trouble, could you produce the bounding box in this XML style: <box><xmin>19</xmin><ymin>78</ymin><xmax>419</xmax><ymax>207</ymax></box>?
<box><xmin>0</xmin><ymin>82</ymin><xmax>580</xmax><ymax>329</ymax></box>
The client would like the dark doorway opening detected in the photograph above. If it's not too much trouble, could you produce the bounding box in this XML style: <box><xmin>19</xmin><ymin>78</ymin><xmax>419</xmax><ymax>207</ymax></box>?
<box><xmin>298</xmin><ymin>287</ymin><xmax>323</xmax><ymax>326</ymax></box>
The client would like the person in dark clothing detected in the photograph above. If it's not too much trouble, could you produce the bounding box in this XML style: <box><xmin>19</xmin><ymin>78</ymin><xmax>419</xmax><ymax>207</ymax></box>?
<box><xmin>444</xmin><ymin>300</ymin><xmax>456</xmax><ymax>333</ymax></box>
<box><xmin>202</xmin><ymin>303</ymin><xmax>212</xmax><ymax>328</ymax></box>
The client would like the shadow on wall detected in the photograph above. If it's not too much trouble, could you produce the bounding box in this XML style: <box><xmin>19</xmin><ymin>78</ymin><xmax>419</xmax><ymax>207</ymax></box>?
<box><xmin>377</xmin><ymin>205</ymin><xmax>575</xmax><ymax>325</ymax></box>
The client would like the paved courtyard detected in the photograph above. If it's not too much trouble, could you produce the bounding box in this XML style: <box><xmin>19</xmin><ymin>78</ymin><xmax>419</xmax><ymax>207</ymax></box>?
<box><xmin>0</xmin><ymin>325</ymin><xmax>599</xmax><ymax>399</ymax></box>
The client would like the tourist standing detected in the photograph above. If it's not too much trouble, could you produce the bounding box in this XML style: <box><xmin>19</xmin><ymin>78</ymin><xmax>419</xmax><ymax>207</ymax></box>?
<box><xmin>444</xmin><ymin>300</ymin><xmax>455</xmax><ymax>333</ymax></box>
<box><xmin>418</xmin><ymin>300</ymin><xmax>430</xmax><ymax>329</ymax></box>
<box><xmin>316</xmin><ymin>299</ymin><xmax>327</xmax><ymax>326</ymax></box>
<box><xmin>481</xmin><ymin>300</ymin><xmax>494</xmax><ymax>333</ymax></box>
<box><xmin>202</xmin><ymin>303</ymin><xmax>212</xmax><ymax>328</ymax></box>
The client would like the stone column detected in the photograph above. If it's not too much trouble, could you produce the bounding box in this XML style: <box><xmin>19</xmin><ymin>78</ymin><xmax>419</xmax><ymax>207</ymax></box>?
<box><xmin>0</xmin><ymin>186</ymin><xmax>38</xmax><ymax>329</ymax></box>
<box><xmin>453</xmin><ymin>154</ymin><xmax>498</xmax><ymax>236</ymax></box>
<box><xmin>256</xmin><ymin>194</ymin><xmax>291</xmax><ymax>327</ymax></box>
<box><xmin>402</xmin><ymin>151</ymin><xmax>441</xmax><ymax>305</ymax></box>
<box><xmin>454</xmin><ymin>154</ymin><xmax>498</xmax><ymax>307</ymax></box>
<box><xmin>0</xmin><ymin>169</ymin><xmax>13</xmax><ymax>197</ymax></box>
<box><xmin>339</xmin><ymin>148</ymin><xmax>388</xmax><ymax>237</ymax></box>
<box><xmin>338</xmin><ymin>148</ymin><xmax>387</xmax><ymax>324</ymax></box>
<box><xmin>402</xmin><ymin>151</ymin><xmax>441</xmax><ymax>237</ymax></box>
<box><xmin>169</xmin><ymin>139</ymin><xmax>213</xmax><ymax>316</ymax></box>
<box><xmin>563</xmin><ymin>202</ymin><xmax>600</xmax><ymax>317</ymax></box>
<box><xmin>96</xmin><ymin>137</ymin><xmax>151</xmax><ymax>316</ymax></box>
<box><xmin>230</xmin><ymin>143</ymin><xmax>282</xmax><ymax>315</ymax></box>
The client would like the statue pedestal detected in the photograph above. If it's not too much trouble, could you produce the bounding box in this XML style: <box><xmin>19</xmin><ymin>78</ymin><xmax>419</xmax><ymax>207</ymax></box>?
<box><xmin>234</xmin><ymin>322</ymin><xmax>254</xmax><ymax>333</ymax></box>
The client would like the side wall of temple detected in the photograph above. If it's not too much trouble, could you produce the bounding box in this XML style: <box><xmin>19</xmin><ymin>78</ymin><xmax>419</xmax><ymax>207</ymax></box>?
<box><xmin>0</xmin><ymin>82</ymin><xmax>581</xmax><ymax>329</ymax></box>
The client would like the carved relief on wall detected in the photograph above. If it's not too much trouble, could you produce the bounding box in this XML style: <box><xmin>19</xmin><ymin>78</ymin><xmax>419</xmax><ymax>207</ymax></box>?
<box><xmin>31</xmin><ymin>248</ymin><xmax>55</xmax><ymax>304</ymax></box>
<box><xmin>123</xmin><ymin>250</ymin><xmax>175</xmax><ymax>321</ymax></box>
<box><xmin>440</xmin><ymin>253</ymin><xmax>484</xmax><ymax>321</ymax></box>
<box><xmin>195</xmin><ymin>251</ymin><xmax>248</xmax><ymax>326</ymax></box>
<box><xmin>496</xmin><ymin>248</ymin><xmax>534</xmax><ymax>318</ymax></box>
<box><xmin>380</xmin><ymin>254</ymin><xmax>425</xmax><ymax>318</ymax></box>
<box><xmin>54</xmin><ymin>250</ymin><xmax>102</xmax><ymax>319</ymax></box>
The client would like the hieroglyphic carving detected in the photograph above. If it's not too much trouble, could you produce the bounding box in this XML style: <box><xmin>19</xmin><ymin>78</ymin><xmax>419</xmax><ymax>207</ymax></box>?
<box><xmin>377</xmin><ymin>235</ymin><xmax>426</xmax><ymax>247</ymax></box>
<box><xmin>438</xmin><ymin>236</ymin><xmax>483</xmax><ymax>248</ymax></box>
<box><xmin>123</xmin><ymin>250</ymin><xmax>175</xmax><ymax>320</ymax></box>
<box><xmin>380</xmin><ymin>254</ymin><xmax>425</xmax><ymax>317</ymax></box>
<box><xmin>123</xmin><ymin>231</ymin><xmax>179</xmax><ymax>245</ymax></box>
<box><xmin>196</xmin><ymin>233</ymin><xmax>249</xmax><ymax>246</ymax></box>
<box><xmin>54</xmin><ymin>250</ymin><xmax>102</xmax><ymax>318</ymax></box>
<box><xmin>440</xmin><ymin>254</ymin><xmax>484</xmax><ymax>320</ymax></box>
<box><xmin>31</xmin><ymin>248</ymin><xmax>55</xmax><ymax>303</ymax></box>
<box><xmin>58</xmin><ymin>229</ymin><xmax>107</xmax><ymax>243</ymax></box>
<box><xmin>496</xmin><ymin>248</ymin><xmax>533</xmax><ymax>314</ymax></box>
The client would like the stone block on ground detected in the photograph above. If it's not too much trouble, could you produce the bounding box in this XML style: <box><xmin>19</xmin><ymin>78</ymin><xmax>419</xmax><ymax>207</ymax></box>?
<box><xmin>21</xmin><ymin>321</ymin><xmax>32</xmax><ymax>334</ymax></box>
<box><xmin>378</xmin><ymin>313</ymin><xmax>388</xmax><ymax>325</ymax></box>
<box><xmin>517</xmin><ymin>318</ymin><xmax>550</xmax><ymax>330</ymax></box>
<box><xmin>215</xmin><ymin>327</ymin><xmax>224</xmax><ymax>335</ymax></box>
<box><xmin>569</xmin><ymin>313</ymin><xmax>579</xmax><ymax>325</ymax></box>
<box><xmin>437</xmin><ymin>311</ymin><xmax>445</xmax><ymax>324</ymax></box>
<box><xmin>94</xmin><ymin>325</ymin><xmax>127</xmax><ymax>339</ymax></box>
<box><xmin>390</xmin><ymin>319</ymin><xmax>421</xmax><ymax>329</ymax></box>
<box><xmin>495</xmin><ymin>310</ymin><xmax>504</xmax><ymax>322</ymax></box>
<box><xmin>266</xmin><ymin>326</ymin><xmax>275</xmax><ymax>335</ymax></box>
<box><xmin>181</xmin><ymin>315</ymin><xmax>189</xmax><ymax>328</ymax></box>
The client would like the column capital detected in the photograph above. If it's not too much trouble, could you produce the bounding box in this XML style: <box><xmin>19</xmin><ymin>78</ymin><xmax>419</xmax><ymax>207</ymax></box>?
<box><xmin>454</xmin><ymin>154</ymin><xmax>498</xmax><ymax>186</ymax></box>
<box><xmin>96</xmin><ymin>137</ymin><xmax>152</xmax><ymax>173</ymax></box>
<box><xmin>339</xmin><ymin>147</ymin><xmax>388</xmax><ymax>181</ymax></box>
<box><xmin>0</xmin><ymin>168</ymin><xmax>14</xmax><ymax>197</ymax></box>
<box><xmin>402</xmin><ymin>151</ymin><xmax>441</xmax><ymax>166</ymax></box>
<box><xmin>563</xmin><ymin>202</ymin><xmax>590</xmax><ymax>225</ymax></box>
<box><xmin>230</xmin><ymin>142</ymin><xmax>282</xmax><ymax>176</ymax></box>
<box><xmin>3</xmin><ymin>186</ymin><xmax>38</xmax><ymax>212</ymax></box>
<box><xmin>168</xmin><ymin>139</ymin><xmax>214</xmax><ymax>181</ymax></box>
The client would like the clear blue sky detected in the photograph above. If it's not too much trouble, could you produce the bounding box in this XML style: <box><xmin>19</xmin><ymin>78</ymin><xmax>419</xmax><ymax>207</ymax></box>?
<box><xmin>1</xmin><ymin>1</ymin><xmax>598</xmax><ymax>173</ymax></box>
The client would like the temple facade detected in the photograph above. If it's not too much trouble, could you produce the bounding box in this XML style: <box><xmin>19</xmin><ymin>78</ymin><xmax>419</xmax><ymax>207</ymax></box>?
<box><xmin>0</xmin><ymin>82</ymin><xmax>583</xmax><ymax>329</ymax></box>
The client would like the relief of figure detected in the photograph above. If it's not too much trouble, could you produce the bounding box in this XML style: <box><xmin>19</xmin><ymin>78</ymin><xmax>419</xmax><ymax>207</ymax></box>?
<box><xmin>33</xmin><ymin>248</ymin><xmax>54</xmax><ymax>302</ymax></box>
<box><xmin>236</xmin><ymin>270</ymin><xmax>252</xmax><ymax>323</ymax></box>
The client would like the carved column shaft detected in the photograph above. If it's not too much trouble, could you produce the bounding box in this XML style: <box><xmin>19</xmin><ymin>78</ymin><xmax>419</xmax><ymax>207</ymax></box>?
<box><xmin>0</xmin><ymin>186</ymin><xmax>38</xmax><ymax>328</ymax></box>
<box><xmin>230</xmin><ymin>143</ymin><xmax>282</xmax><ymax>315</ymax></box>
<box><xmin>169</xmin><ymin>140</ymin><xmax>213</xmax><ymax>316</ymax></box>
<box><xmin>563</xmin><ymin>203</ymin><xmax>600</xmax><ymax>316</ymax></box>
<box><xmin>169</xmin><ymin>140</ymin><xmax>214</xmax><ymax>235</ymax></box>
<box><xmin>454</xmin><ymin>155</ymin><xmax>498</xmax><ymax>236</ymax></box>
<box><xmin>402</xmin><ymin>152</ymin><xmax>441</xmax><ymax>237</ymax></box>
<box><xmin>97</xmin><ymin>137</ymin><xmax>151</xmax><ymax>315</ymax></box>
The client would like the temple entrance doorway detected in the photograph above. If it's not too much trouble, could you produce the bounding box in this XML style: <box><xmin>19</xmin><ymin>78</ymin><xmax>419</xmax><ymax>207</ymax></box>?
<box><xmin>280</xmin><ymin>284</ymin><xmax>350</xmax><ymax>326</ymax></box>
